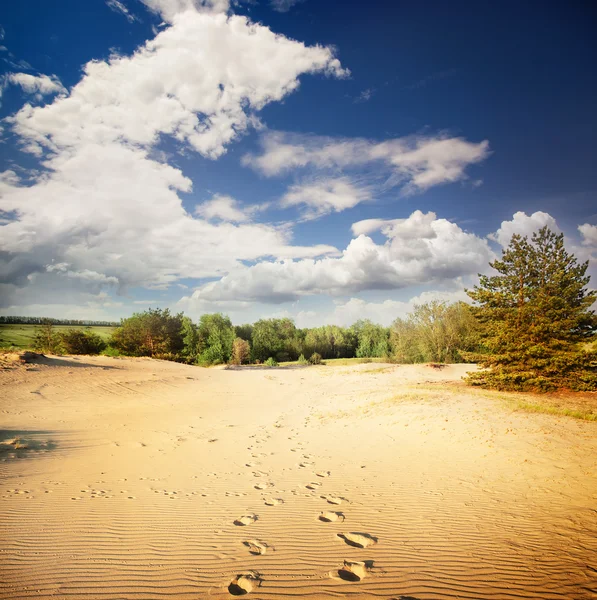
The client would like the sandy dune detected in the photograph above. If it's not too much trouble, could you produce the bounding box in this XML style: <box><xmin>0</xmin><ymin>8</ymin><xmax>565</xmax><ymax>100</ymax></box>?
<box><xmin>1</xmin><ymin>356</ymin><xmax>596</xmax><ymax>599</ymax></box>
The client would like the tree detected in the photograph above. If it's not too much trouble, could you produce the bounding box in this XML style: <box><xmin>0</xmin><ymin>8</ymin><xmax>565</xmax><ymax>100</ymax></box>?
<box><xmin>390</xmin><ymin>301</ymin><xmax>480</xmax><ymax>363</ymax></box>
<box><xmin>351</xmin><ymin>320</ymin><xmax>390</xmax><ymax>358</ymax></box>
<box><xmin>231</xmin><ymin>337</ymin><xmax>251</xmax><ymax>365</ymax></box>
<box><xmin>60</xmin><ymin>329</ymin><xmax>106</xmax><ymax>355</ymax></box>
<box><xmin>33</xmin><ymin>321</ymin><xmax>62</xmax><ymax>354</ymax></box>
<box><xmin>196</xmin><ymin>313</ymin><xmax>235</xmax><ymax>365</ymax></box>
<box><xmin>466</xmin><ymin>227</ymin><xmax>597</xmax><ymax>391</ymax></box>
<box><xmin>111</xmin><ymin>309</ymin><xmax>184</xmax><ymax>357</ymax></box>
<box><xmin>181</xmin><ymin>316</ymin><xmax>199</xmax><ymax>363</ymax></box>
<box><xmin>252</xmin><ymin>318</ymin><xmax>301</xmax><ymax>362</ymax></box>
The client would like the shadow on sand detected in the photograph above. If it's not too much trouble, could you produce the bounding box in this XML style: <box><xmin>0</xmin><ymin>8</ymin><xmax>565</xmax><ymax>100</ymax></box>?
<box><xmin>0</xmin><ymin>429</ymin><xmax>58</xmax><ymax>459</ymax></box>
<box><xmin>24</xmin><ymin>354</ymin><xmax>120</xmax><ymax>370</ymax></box>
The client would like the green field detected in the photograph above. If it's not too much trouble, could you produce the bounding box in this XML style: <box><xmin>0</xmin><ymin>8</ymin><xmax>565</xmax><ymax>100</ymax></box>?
<box><xmin>0</xmin><ymin>324</ymin><xmax>117</xmax><ymax>349</ymax></box>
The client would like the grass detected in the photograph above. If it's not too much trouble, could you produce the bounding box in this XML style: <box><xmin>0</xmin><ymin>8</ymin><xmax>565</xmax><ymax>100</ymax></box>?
<box><xmin>0</xmin><ymin>324</ymin><xmax>116</xmax><ymax>349</ymax></box>
<box><xmin>415</xmin><ymin>381</ymin><xmax>597</xmax><ymax>422</ymax></box>
<box><xmin>278</xmin><ymin>357</ymin><xmax>388</xmax><ymax>367</ymax></box>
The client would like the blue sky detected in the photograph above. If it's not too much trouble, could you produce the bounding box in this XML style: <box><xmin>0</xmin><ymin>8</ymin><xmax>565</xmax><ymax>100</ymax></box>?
<box><xmin>0</xmin><ymin>0</ymin><xmax>596</xmax><ymax>326</ymax></box>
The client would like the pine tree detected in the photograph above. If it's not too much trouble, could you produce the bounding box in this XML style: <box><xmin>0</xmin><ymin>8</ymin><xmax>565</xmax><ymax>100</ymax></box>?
<box><xmin>466</xmin><ymin>227</ymin><xmax>597</xmax><ymax>391</ymax></box>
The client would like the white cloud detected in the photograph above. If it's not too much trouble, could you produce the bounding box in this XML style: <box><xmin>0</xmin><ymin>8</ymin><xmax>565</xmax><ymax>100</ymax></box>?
<box><xmin>106</xmin><ymin>0</ymin><xmax>140</xmax><ymax>23</ymax></box>
<box><xmin>5</xmin><ymin>73</ymin><xmax>66</xmax><ymax>99</ymax></box>
<box><xmin>281</xmin><ymin>177</ymin><xmax>372</xmax><ymax>220</ymax></box>
<box><xmin>490</xmin><ymin>211</ymin><xmax>560</xmax><ymax>247</ymax></box>
<box><xmin>351</xmin><ymin>218</ymin><xmax>400</xmax><ymax>236</ymax></box>
<box><xmin>10</xmin><ymin>14</ymin><xmax>347</xmax><ymax>160</ymax></box>
<box><xmin>579</xmin><ymin>223</ymin><xmax>597</xmax><ymax>247</ymax></box>
<box><xmin>195</xmin><ymin>193</ymin><xmax>256</xmax><ymax>222</ymax></box>
<box><xmin>326</xmin><ymin>289</ymin><xmax>471</xmax><ymax>327</ymax></box>
<box><xmin>1</xmin><ymin>9</ymin><xmax>346</xmax><ymax>301</ymax></box>
<box><xmin>190</xmin><ymin>210</ymin><xmax>494</xmax><ymax>303</ymax></box>
<box><xmin>140</xmin><ymin>0</ymin><xmax>230</xmax><ymax>21</ymax></box>
<box><xmin>243</xmin><ymin>130</ymin><xmax>490</xmax><ymax>194</ymax></box>
<box><xmin>270</xmin><ymin>0</ymin><xmax>304</xmax><ymax>13</ymax></box>
<box><xmin>354</xmin><ymin>88</ymin><xmax>374</xmax><ymax>103</ymax></box>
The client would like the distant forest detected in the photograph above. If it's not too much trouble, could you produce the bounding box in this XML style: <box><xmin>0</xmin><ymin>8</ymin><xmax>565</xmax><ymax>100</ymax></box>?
<box><xmin>0</xmin><ymin>316</ymin><xmax>119</xmax><ymax>327</ymax></box>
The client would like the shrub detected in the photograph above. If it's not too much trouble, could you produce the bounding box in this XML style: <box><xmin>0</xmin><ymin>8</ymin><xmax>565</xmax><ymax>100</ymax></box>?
<box><xmin>101</xmin><ymin>346</ymin><xmax>121</xmax><ymax>357</ymax></box>
<box><xmin>231</xmin><ymin>337</ymin><xmax>251</xmax><ymax>365</ymax></box>
<box><xmin>33</xmin><ymin>322</ymin><xmax>62</xmax><ymax>354</ymax></box>
<box><xmin>264</xmin><ymin>357</ymin><xmax>278</xmax><ymax>367</ymax></box>
<box><xmin>60</xmin><ymin>329</ymin><xmax>106</xmax><ymax>355</ymax></box>
<box><xmin>297</xmin><ymin>354</ymin><xmax>308</xmax><ymax>365</ymax></box>
<box><xmin>309</xmin><ymin>352</ymin><xmax>322</xmax><ymax>365</ymax></box>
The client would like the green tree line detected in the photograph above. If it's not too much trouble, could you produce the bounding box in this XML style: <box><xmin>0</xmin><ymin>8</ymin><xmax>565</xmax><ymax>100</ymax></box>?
<box><xmin>25</xmin><ymin>227</ymin><xmax>597</xmax><ymax>391</ymax></box>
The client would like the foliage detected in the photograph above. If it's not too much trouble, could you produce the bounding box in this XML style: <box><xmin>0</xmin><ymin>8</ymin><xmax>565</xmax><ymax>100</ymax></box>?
<box><xmin>252</xmin><ymin>318</ymin><xmax>301</xmax><ymax>362</ymax></box>
<box><xmin>351</xmin><ymin>320</ymin><xmax>390</xmax><ymax>358</ymax></box>
<box><xmin>33</xmin><ymin>321</ymin><xmax>63</xmax><ymax>354</ymax></box>
<box><xmin>297</xmin><ymin>353</ymin><xmax>308</xmax><ymax>365</ymax></box>
<box><xmin>264</xmin><ymin>357</ymin><xmax>278</xmax><ymax>367</ymax></box>
<box><xmin>60</xmin><ymin>329</ymin><xmax>107</xmax><ymax>355</ymax></box>
<box><xmin>181</xmin><ymin>316</ymin><xmax>199</xmax><ymax>363</ymax></box>
<box><xmin>303</xmin><ymin>325</ymin><xmax>356</xmax><ymax>359</ymax></box>
<box><xmin>196</xmin><ymin>313</ymin><xmax>235</xmax><ymax>366</ymax></box>
<box><xmin>110</xmin><ymin>309</ymin><xmax>184</xmax><ymax>357</ymax></box>
<box><xmin>1</xmin><ymin>323</ymin><xmax>115</xmax><ymax>350</ymax></box>
<box><xmin>309</xmin><ymin>352</ymin><xmax>322</xmax><ymax>365</ymax></box>
<box><xmin>234</xmin><ymin>324</ymin><xmax>253</xmax><ymax>343</ymax></box>
<box><xmin>101</xmin><ymin>346</ymin><xmax>121</xmax><ymax>357</ymax></box>
<box><xmin>466</xmin><ymin>227</ymin><xmax>597</xmax><ymax>391</ymax></box>
<box><xmin>390</xmin><ymin>301</ymin><xmax>481</xmax><ymax>363</ymax></box>
<box><xmin>231</xmin><ymin>337</ymin><xmax>251</xmax><ymax>365</ymax></box>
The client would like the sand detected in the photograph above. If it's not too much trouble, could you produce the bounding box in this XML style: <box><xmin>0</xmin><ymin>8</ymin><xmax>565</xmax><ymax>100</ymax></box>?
<box><xmin>1</xmin><ymin>356</ymin><xmax>596</xmax><ymax>599</ymax></box>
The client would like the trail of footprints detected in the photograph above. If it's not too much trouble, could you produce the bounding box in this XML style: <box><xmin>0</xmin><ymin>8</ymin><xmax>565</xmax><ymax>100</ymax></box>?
<box><xmin>228</xmin><ymin>433</ymin><xmax>379</xmax><ymax>595</ymax></box>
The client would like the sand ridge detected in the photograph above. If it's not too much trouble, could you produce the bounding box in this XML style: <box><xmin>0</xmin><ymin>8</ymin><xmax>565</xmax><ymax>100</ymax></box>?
<box><xmin>1</xmin><ymin>356</ymin><xmax>596</xmax><ymax>599</ymax></box>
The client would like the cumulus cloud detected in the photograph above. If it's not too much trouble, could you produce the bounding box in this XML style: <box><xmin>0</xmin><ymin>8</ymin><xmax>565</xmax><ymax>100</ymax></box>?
<box><xmin>1</xmin><ymin>8</ymin><xmax>346</xmax><ymax>300</ymax></box>
<box><xmin>10</xmin><ymin>15</ymin><xmax>347</xmax><ymax>160</ymax></box>
<box><xmin>195</xmin><ymin>194</ymin><xmax>262</xmax><ymax>222</ymax></box>
<box><xmin>243</xmin><ymin>130</ymin><xmax>490</xmax><ymax>194</ymax></box>
<box><xmin>140</xmin><ymin>0</ymin><xmax>230</xmax><ymax>21</ymax></box>
<box><xmin>106</xmin><ymin>0</ymin><xmax>140</xmax><ymax>22</ymax></box>
<box><xmin>490</xmin><ymin>211</ymin><xmax>560</xmax><ymax>247</ymax></box>
<box><xmin>281</xmin><ymin>177</ymin><xmax>372</xmax><ymax>220</ymax></box>
<box><xmin>189</xmin><ymin>210</ymin><xmax>494</xmax><ymax>303</ymax></box>
<box><xmin>4</xmin><ymin>73</ymin><xmax>66</xmax><ymax>100</ymax></box>
<box><xmin>579</xmin><ymin>223</ymin><xmax>597</xmax><ymax>247</ymax></box>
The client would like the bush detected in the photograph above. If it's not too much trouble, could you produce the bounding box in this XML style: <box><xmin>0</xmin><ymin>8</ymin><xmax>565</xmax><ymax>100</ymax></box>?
<box><xmin>101</xmin><ymin>346</ymin><xmax>121</xmax><ymax>357</ymax></box>
<box><xmin>60</xmin><ymin>329</ymin><xmax>106</xmax><ymax>355</ymax></box>
<box><xmin>309</xmin><ymin>352</ymin><xmax>322</xmax><ymax>365</ymax></box>
<box><xmin>33</xmin><ymin>322</ymin><xmax>62</xmax><ymax>354</ymax></box>
<box><xmin>297</xmin><ymin>354</ymin><xmax>308</xmax><ymax>365</ymax></box>
<box><xmin>231</xmin><ymin>337</ymin><xmax>251</xmax><ymax>365</ymax></box>
<box><xmin>264</xmin><ymin>357</ymin><xmax>278</xmax><ymax>367</ymax></box>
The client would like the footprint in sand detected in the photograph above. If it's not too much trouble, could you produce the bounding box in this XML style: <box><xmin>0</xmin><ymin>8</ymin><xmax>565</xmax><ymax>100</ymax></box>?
<box><xmin>337</xmin><ymin>560</ymin><xmax>373</xmax><ymax>582</ymax></box>
<box><xmin>242</xmin><ymin>540</ymin><xmax>269</xmax><ymax>555</ymax></box>
<box><xmin>319</xmin><ymin>511</ymin><xmax>345</xmax><ymax>523</ymax></box>
<box><xmin>299</xmin><ymin>462</ymin><xmax>313</xmax><ymax>468</ymax></box>
<box><xmin>306</xmin><ymin>482</ymin><xmax>322</xmax><ymax>490</ymax></box>
<box><xmin>234</xmin><ymin>514</ymin><xmax>258</xmax><ymax>526</ymax></box>
<box><xmin>316</xmin><ymin>471</ymin><xmax>331</xmax><ymax>478</ymax></box>
<box><xmin>321</xmin><ymin>494</ymin><xmax>348</xmax><ymax>505</ymax></box>
<box><xmin>228</xmin><ymin>571</ymin><xmax>262</xmax><ymax>595</ymax></box>
<box><xmin>264</xmin><ymin>497</ymin><xmax>284</xmax><ymax>506</ymax></box>
<box><xmin>337</xmin><ymin>532</ymin><xmax>378</xmax><ymax>548</ymax></box>
<box><xmin>254</xmin><ymin>482</ymin><xmax>273</xmax><ymax>490</ymax></box>
<box><xmin>252</xmin><ymin>471</ymin><xmax>268</xmax><ymax>478</ymax></box>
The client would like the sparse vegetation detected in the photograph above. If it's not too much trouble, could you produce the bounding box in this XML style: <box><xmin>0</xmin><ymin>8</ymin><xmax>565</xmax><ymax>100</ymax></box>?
<box><xmin>264</xmin><ymin>357</ymin><xmax>278</xmax><ymax>367</ymax></box>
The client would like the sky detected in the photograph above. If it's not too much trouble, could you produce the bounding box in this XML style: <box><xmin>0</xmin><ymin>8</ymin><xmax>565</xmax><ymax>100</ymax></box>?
<box><xmin>0</xmin><ymin>0</ymin><xmax>596</xmax><ymax>327</ymax></box>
